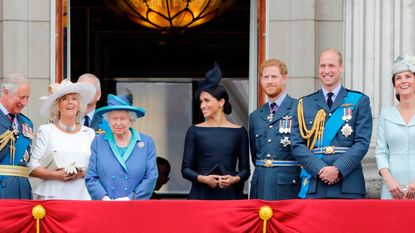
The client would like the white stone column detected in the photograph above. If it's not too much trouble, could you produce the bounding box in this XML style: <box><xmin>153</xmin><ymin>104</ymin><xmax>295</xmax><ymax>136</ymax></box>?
<box><xmin>0</xmin><ymin>0</ymin><xmax>51</xmax><ymax>130</ymax></box>
<box><xmin>268</xmin><ymin>0</ymin><xmax>318</xmax><ymax>98</ymax></box>
<box><xmin>344</xmin><ymin>0</ymin><xmax>415</xmax><ymax>197</ymax></box>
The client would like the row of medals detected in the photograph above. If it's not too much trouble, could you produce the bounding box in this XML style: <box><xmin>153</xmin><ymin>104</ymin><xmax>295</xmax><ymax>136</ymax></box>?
<box><xmin>340</xmin><ymin>107</ymin><xmax>353</xmax><ymax>137</ymax></box>
<box><xmin>267</xmin><ymin>106</ymin><xmax>354</xmax><ymax>150</ymax></box>
<box><xmin>268</xmin><ymin>112</ymin><xmax>291</xmax><ymax>148</ymax></box>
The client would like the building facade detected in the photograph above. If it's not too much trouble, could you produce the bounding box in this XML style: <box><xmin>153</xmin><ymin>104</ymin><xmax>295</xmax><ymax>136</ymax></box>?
<box><xmin>1</xmin><ymin>0</ymin><xmax>415</xmax><ymax>197</ymax></box>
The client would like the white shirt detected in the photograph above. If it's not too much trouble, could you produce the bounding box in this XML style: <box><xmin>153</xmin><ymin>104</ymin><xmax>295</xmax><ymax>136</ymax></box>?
<box><xmin>322</xmin><ymin>84</ymin><xmax>341</xmax><ymax>103</ymax></box>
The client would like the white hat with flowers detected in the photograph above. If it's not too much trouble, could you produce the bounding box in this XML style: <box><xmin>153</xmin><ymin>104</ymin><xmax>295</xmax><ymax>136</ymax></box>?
<box><xmin>39</xmin><ymin>79</ymin><xmax>96</xmax><ymax>118</ymax></box>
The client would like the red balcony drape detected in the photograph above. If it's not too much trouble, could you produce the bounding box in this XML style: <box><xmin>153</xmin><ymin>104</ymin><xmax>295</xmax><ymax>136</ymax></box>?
<box><xmin>0</xmin><ymin>199</ymin><xmax>414</xmax><ymax>233</ymax></box>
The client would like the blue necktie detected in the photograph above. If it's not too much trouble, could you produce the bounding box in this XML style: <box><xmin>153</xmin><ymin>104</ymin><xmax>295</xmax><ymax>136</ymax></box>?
<box><xmin>84</xmin><ymin>115</ymin><xmax>90</xmax><ymax>127</ymax></box>
<box><xmin>327</xmin><ymin>92</ymin><xmax>334</xmax><ymax>108</ymax></box>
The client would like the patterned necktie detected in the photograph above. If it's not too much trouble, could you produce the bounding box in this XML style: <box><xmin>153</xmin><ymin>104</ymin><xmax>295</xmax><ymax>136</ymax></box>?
<box><xmin>84</xmin><ymin>115</ymin><xmax>90</xmax><ymax>127</ymax></box>
<box><xmin>327</xmin><ymin>92</ymin><xmax>334</xmax><ymax>108</ymax></box>
<box><xmin>270</xmin><ymin>102</ymin><xmax>278</xmax><ymax>114</ymax></box>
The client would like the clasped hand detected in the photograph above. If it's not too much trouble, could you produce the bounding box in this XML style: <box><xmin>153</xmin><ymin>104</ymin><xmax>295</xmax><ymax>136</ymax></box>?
<box><xmin>386</xmin><ymin>179</ymin><xmax>415</xmax><ymax>199</ymax></box>
<box><xmin>200</xmin><ymin>175</ymin><xmax>239</xmax><ymax>189</ymax></box>
<box><xmin>56</xmin><ymin>166</ymin><xmax>85</xmax><ymax>182</ymax></box>
<box><xmin>318</xmin><ymin>166</ymin><xmax>341</xmax><ymax>185</ymax></box>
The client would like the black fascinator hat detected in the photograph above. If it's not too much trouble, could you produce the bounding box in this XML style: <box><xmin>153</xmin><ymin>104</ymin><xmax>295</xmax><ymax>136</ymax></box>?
<box><xmin>194</xmin><ymin>62</ymin><xmax>222</xmax><ymax>99</ymax></box>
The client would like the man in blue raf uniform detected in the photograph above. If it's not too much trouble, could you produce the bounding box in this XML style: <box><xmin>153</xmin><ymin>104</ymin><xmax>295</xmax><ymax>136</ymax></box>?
<box><xmin>0</xmin><ymin>73</ymin><xmax>33</xmax><ymax>199</ymax></box>
<box><xmin>291</xmin><ymin>48</ymin><xmax>372</xmax><ymax>199</ymax></box>
<box><xmin>249</xmin><ymin>59</ymin><xmax>300</xmax><ymax>200</ymax></box>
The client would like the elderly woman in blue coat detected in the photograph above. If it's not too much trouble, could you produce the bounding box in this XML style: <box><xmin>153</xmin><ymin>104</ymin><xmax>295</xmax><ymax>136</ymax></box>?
<box><xmin>85</xmin><ymin>94</ymin><xmax>158</xmax><ymax>200</ymax></box>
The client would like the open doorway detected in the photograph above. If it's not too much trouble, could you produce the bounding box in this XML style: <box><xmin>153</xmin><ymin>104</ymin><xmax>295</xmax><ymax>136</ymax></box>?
<box><xmin>67</xmin><ymin>0</ymin><xmax>250</xmax><ymax>197</ymax></box>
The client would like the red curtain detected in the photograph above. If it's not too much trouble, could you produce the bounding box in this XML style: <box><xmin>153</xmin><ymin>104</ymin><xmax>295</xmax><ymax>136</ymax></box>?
<box><xmin>0</xmin><ymin>199</ymin><xmax>414</xmax><ymax>233</ymax></box>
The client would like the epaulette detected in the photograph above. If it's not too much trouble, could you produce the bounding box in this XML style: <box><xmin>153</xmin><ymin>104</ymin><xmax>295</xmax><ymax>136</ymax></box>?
<box><xmin>346</xmin><ymin>88</ymin><xmax>365</xmax><ymax>95</ymax></box>
<box><xmin>19</xmin><ymin>113</ymin><xmax>33</xmax><ymax>125</ymax></box>
<box><xmin>301</xmin><ymin>90</ymin><xmax>320</xmax><ymax>99</ymax></box>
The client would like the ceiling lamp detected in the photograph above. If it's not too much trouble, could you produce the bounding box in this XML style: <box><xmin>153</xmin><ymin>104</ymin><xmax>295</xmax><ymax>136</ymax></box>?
<box><xmin>105</xmin><ymin>0</ymin><xmax>236</xmax><ymax>30</ymax></box>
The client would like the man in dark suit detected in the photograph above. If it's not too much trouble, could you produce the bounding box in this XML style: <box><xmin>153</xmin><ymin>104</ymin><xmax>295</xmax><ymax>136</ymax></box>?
<box><xmin>249</xmin><ymin>59</ymin><xmax>300</xmax><ymax>200</ymax></box>
<box><xmin>291</xmin><ymin>48</ymin><xmax>372</xmax><ymax>198</ymax></box>
<box><xmin>0</xmin><ymin>73</ymin><xmax>33</xmax><ymax>199</ymax></box>
<box><xmin>77</xmin><ymin>73</ymin><xmax>107</xmax><ymax>133</ymax></box>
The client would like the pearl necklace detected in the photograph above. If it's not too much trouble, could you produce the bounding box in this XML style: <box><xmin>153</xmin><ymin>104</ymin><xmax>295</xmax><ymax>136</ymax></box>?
<box><xmin>58</xmin><ymin>120</ymin><xmax>76</xmax><ymax>132</ymax></box>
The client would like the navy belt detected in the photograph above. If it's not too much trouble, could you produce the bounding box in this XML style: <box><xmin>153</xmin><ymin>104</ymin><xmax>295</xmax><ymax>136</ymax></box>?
<box><xmin>255</xmin><ymin>159</ymin><xmax>299</xmax><ymax>168</ymax></box>
<box><xmin>312</xmin><ymin>146</ymin><xmax>350</xmax><ymax>155</ymax></box>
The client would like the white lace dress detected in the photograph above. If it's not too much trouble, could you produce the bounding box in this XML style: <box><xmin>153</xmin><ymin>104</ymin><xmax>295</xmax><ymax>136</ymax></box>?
<box><xmin>28</xmin><ymin>124</ymin><xmax>95</xmax><ymax>200</ymax></box>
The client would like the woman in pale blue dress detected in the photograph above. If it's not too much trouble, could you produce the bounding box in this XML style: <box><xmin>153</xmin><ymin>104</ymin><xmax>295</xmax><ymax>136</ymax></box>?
<box><xmin>375</xmin><ymin>55</ymin><xmax>415</xmax><ymax>199</ymax></box>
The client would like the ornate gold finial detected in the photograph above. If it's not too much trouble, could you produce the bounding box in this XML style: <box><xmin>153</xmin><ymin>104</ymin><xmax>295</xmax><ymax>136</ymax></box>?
<box><xmin>32</xmin><ymin>205</ymin><xmax>46</xmax><ymax>233</ymax></box>
<box><xmin>259</xmin><ymin>206</ymin><xmax>273</xmax><ymax>233</ymax></box>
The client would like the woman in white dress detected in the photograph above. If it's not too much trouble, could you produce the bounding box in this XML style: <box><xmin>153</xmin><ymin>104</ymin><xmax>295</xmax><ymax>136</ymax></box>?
<box><xmin>376</xmin><ymin>55</ymin><xmax>415</xmax><ymax>199</ymax></box>
<box><xmin>28</xmin><ymin>79</ymin><xmax>96</xmax><ymax>200</ymax></box>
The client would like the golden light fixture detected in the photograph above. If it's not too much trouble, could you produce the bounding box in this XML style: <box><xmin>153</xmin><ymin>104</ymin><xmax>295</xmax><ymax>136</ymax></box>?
<box><xmin>105</xmin><ymin>0</ymin><xmax>236</xmax><ymax>30</ymax></box>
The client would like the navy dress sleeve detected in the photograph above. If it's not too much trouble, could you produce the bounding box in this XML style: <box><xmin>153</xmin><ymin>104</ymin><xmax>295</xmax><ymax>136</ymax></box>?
<box><xmin>181</xmin><ymin>126</ymin><xmax>199</xmax><ymax>183</ymax></box>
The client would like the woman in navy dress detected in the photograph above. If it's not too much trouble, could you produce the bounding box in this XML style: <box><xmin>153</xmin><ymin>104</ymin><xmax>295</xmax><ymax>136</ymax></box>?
<box><xmin>181</xmin><ymin>63</ymin><xmax>250</xmax><ymax>200</ymax></box>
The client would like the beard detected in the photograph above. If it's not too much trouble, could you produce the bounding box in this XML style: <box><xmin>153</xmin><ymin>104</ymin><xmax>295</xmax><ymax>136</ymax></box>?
<box><xmin>263</xmin><ymin>85</ymin><xmax>284</xmax><ymax>99</ymax></box>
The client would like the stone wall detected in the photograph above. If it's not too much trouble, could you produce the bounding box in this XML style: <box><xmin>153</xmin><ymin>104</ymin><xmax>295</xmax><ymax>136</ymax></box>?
<box><xmin>0</xmin><ymin>0</ymin><xmax>51</xmax><ymax>130</ymax></box>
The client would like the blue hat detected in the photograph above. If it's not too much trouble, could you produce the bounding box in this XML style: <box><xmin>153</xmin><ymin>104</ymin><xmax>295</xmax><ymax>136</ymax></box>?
<box><xmin>392</xmin><ymin>55</ymin><xmax>415</xmax><ymax>75</ymax></box>
<box><xmin>194</xmin><ymin>62</ymin><xmax>222</xmax><ymax>99</ymax></box>
<box><xmin>95</xmin><ymin>94</ymin><xmax>145</xmax><ymax>118</ymax></box>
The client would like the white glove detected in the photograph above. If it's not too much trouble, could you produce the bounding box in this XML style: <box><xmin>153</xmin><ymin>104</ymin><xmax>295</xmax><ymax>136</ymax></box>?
<box><xmin>102</xmin><ymin>195</ymin><xmax>111</xmax><ymax>201</ymax></box>
<box><xmin>113</xmin><ymin>197</ymin><xmax>130</xmax><ymax>201</ymax></box>
<box><xmin>64</xmin><ymin>162</ymin><xmax>78</xmax><ymax>174</ymax></box>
